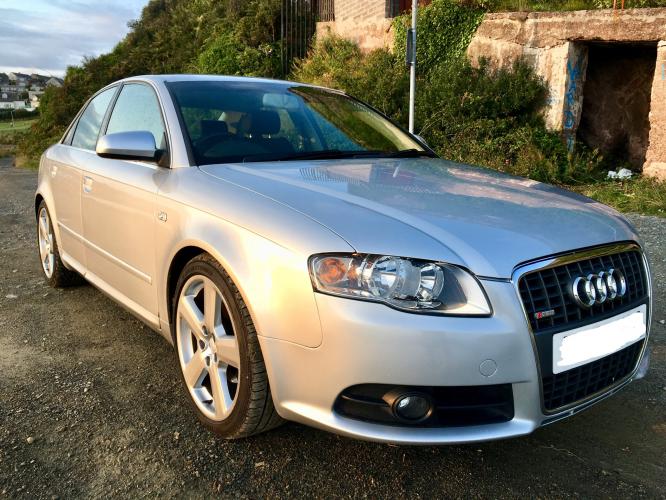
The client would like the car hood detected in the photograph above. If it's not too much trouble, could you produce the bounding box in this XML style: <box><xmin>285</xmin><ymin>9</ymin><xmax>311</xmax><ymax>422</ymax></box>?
<box><xmin>200</xmin><ymin>158</ymin><xmax>639</xmax><ymax>278</ymax></box>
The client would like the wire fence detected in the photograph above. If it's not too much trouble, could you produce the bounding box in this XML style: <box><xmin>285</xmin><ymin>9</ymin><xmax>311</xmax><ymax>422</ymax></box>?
<box><xmin>281</xmin><ymin>0</ymin><xmax>318</xmax><ymax>77</ymax></box>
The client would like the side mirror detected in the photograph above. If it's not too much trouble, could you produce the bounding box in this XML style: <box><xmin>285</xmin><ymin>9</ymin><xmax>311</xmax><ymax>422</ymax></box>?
<box><xmin>96</xmin><ymin>131</ymin><xmax>158</xmax><ymax>162</ymax></box>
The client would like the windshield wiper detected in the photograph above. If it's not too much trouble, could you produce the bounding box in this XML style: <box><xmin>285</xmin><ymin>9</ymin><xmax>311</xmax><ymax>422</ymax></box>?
<box><xmin>242</xmin><ymin>150</ymin><xmax>384</xmax><ymax>163</ymax></box>
<box><xmin>242</xmin><ymin>148</ymin><xmax>437</xmax><ymax>163</ymax></box>
<box><xmin>380</xmin><ymin>149</ymin><xmax>437</xmax><ymax>158</ymax></box>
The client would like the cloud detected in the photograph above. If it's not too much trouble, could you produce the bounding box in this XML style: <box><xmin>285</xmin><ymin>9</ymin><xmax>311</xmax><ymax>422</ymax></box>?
<box><xmin>0</xmin><ymin>0</ymin><xmax>147</xmax><ymax>76</ymax></box>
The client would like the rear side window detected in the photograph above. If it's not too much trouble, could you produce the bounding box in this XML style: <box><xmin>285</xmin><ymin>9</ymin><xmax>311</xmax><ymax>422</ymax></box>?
<box><xmin>106</xmin><ymin>83</ymin><xmax>166</xmax><ymax>149</ymax></box>
<box><xmin>71</xmin><ymin>87</ymin><xmax>116</xmax><ymax>151</ymax></box>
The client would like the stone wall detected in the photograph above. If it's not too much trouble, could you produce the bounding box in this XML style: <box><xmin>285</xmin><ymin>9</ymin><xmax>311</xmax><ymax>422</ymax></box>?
<box><xmin>644</xmin><ymin>41</ymin><xmax>666</xmax><ymax>181</ymax></box>
<box><xmin>467</xmin><ymin>8</ymin><xmax>666</xmax><ymax>180</ymax></box>
<box><xmin>316</xmin><ymin>0</ymin><xmax>395</xmax><ymax>52</ymax></box>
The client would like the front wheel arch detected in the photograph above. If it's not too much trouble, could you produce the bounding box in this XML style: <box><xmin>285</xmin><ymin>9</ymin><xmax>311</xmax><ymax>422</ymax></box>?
<box><xmin>166</xmin><ymin>245</ymin><xmax>206</xmax><ymax>327</ymax></box>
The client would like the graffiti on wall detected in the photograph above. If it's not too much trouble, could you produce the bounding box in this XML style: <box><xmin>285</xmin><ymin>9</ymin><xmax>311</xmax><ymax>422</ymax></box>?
<box><xmin>563</xmin><ymin>50</ymin><xmax>587</xmax><ymax>152</ymax></box>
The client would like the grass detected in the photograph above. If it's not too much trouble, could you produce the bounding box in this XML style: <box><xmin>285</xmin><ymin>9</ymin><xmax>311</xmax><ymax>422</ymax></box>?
<box><xmin>0</xmin><ymin>119</ymin><xmax>37</xmax><ymax>150</ymax></box>
<box><xmin>0</xmin><ymin>118</ymin><xmax>37</xmax><ymax>135</ymax></box>
<box><xmin>571</xmin><ymin>176</ymin><xmax>666</xmax><ymax>217</ymax></box>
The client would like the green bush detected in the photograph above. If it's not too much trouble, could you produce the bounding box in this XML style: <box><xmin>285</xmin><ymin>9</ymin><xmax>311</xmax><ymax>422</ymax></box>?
<box><xmin>197</xmin><ymin>0</ymin><xmax>282</xmax><ymax>77</ymax></box>
<box><xmin>292</xmin><ymin>35</ymin><xmax>410</xmax><ymax>124</ymax></box>
<box><xmin>393</xmin><ymin>0</ymin><xmax>485</xmax><ymax>69</ymax></box>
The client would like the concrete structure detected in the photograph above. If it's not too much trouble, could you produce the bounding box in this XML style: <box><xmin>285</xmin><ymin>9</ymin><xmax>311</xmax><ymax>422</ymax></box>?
<box><xmin>467</xmin><ymin>8</ymin><xmax>666</xmax><ymax>180</ymax></box>
<box><xmin>644</xmin><ymin>41</ymin><xmax>666</xmax><ymax>181</ymax></box>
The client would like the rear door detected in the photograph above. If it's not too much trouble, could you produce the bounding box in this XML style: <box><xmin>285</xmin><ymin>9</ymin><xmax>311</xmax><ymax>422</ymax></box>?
<box><xmin>80</xmin><ymin>82</ymin><xmax>169</xmax><ymax>328</ymax></box>
<box><xmin>51</xmin><ymin>86</ymin><xmax>117</xmax><ymax>272</ymax></box>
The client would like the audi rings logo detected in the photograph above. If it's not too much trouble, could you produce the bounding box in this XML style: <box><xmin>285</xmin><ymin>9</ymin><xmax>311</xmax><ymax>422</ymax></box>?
<box><xmin>570</xmin><ymin>268</ymin><xmax>627</xmax><ymax>308</ymax></box>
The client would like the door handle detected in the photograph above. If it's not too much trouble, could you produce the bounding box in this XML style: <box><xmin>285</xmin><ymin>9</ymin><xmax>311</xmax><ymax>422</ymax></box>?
<box><xmin>83</xmin><ymin>176</ymin><xmax>93</xmax><ymax>193</ymax></box>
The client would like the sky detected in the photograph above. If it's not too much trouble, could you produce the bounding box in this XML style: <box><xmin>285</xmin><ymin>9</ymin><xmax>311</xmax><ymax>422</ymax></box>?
<box><xmin>0</xmin><ymin>0</ymin><xmax>149</xmax><ymax>77</ymax></box>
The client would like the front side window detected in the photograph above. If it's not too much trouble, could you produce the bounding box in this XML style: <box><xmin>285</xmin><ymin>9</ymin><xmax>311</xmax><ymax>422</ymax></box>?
<box><xmin>71</xmin><ymin>87</ymin><xmax>116</xmax><ymax>151</ymax></box>
<box><xmin>167</xmin><ymin>81</ymin><xmax>431</xmax><ymax>165</ymax></box>
<box><xmin>106</xmin><ymin>83</ymin><xmax>166</xmax><ymax>149</ymax></box>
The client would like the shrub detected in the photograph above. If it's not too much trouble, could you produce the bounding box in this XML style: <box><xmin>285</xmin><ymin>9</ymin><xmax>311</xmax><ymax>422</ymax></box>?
<box><xmin>292</xmin><ymin>35</ymin><xmax>410</xmax><ymax>124</ymax></box>
<box><xmin>197</xmin><ymin>0</ymin><xmax>282</xmax><ymax>77</ymax></box>
<box><xmin>393</xmin><ymin>0</ymin><xmax>485</xmax><ymax>70</ymax></box>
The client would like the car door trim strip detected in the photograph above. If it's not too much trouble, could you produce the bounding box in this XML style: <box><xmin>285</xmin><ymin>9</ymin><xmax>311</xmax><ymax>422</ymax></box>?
<box><xmin>58</xmin><ymin>222</ymin><xmax>152</xmax><ymax>284</ymax></box>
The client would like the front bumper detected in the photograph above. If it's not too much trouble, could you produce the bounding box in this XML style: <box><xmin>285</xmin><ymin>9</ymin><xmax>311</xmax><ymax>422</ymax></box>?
<box><xmin>258</xmin><ymin>278</ymin><xmax>648</xmax><ymax>445</ymax></box>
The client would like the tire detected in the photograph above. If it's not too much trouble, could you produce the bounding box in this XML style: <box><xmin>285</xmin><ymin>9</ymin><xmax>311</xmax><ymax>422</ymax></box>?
<box><xmin>171</xmin><ymin>254</ymin><xmax>283</xmax><ymax>438</ymax></box>
<box><xmin>36</xmin><ymin>201</ymin><xmax>84</xmax><ymax>288</ymax></box>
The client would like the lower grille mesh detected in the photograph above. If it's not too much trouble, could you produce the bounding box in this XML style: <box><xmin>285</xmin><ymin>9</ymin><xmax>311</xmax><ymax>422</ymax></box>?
<box><xmin>542</xmin><ymin>340</ymin><xmax>644</xmax><ymax>411</ymax></box>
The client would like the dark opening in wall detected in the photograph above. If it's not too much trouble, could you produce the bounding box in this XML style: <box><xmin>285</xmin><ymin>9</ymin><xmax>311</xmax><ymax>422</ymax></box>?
<box><xmin>578</xmin><ymin>42</ymin><xmax>657</xmax><ymax>169</ymax></box>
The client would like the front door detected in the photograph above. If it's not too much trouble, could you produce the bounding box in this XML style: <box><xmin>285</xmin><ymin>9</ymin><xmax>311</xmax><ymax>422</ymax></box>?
<box><xmin>53</xmin><ymin>86</ymin><xmax>117</xmax><ymax>272</ymax></box>
<box><xmin>80</xmin><ymin>83</ymin><xmax>169</xmax><ymax>328</ymax></box>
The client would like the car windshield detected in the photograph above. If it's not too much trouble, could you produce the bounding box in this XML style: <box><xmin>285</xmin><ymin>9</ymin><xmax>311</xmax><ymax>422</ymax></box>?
<box><xmin>167</xmin><ymin>80</ymin><xmax>434</xmax><ymax>165</ymax></box>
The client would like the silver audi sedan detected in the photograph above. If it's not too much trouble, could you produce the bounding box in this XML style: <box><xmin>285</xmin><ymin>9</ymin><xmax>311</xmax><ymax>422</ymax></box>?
<box><xmin>35</xmin><ymin>75</ymin><xmax>652</xmax><ymax>444</ymax></box>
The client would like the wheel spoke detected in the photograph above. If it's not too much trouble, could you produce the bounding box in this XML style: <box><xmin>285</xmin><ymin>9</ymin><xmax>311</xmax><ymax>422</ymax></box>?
<box><xmin>203</xmin><ymin>279</ymin><xmax>219</xmax><ymax>333</ymax></box>
<box><xmin>216</xmin><ymin>335</ymin><xmax>240</xmax><ymax>368</ymax></box>
<box><xmin>39</xmin><ymin>217</ymin><xmax>47</xmax><ymax>240</ymax></box>
<box><xmin>180</xmin><ymin>295</ymin><xmax>205</xmax><ymax>339</ymax></box>
<box><xmin>209</xmin><ymin>365</ymin><xmax>232</xmax><ymax>418</ymax></box>
<box><xmin>39</xmin><ymin>238</ymin><xmax>47</xmax><ymax>261</ymax></box>
<box><xmin>183</xmin><ymin>351</ymin><xmax>207</xmax><ymax>387</ymax></box>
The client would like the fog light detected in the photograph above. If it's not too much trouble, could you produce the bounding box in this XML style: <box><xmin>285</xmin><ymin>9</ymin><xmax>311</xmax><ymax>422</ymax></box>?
<box><xmin>393</xmin><ymin>394</ymin><xmax>432</xmax><ymax>422</ymax></box>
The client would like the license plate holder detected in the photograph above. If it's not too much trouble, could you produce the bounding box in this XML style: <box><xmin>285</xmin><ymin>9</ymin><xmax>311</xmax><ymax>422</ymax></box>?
<box><xmin>552</xmin><ymin>305</ymin><xmax>646</xmax><ymax>375</ymax></box>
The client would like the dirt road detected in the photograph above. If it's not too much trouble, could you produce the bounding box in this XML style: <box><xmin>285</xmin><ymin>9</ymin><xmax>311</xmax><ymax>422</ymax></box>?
<box><xmin>1</xmin><ymin>158</ymin><xmax>664</xmax><ymax>498</ymax></box>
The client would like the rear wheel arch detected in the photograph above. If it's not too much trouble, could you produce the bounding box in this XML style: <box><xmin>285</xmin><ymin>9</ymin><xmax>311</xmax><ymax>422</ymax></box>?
<box><xmin>34</xmin><ymin>194</ymin><xmax>45</xmax><ymax>219</ymax></box>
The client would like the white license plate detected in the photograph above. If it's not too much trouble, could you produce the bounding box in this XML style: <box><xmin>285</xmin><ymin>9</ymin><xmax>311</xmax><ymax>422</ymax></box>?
<box><xmin>552</xmin><ymin>305</ymin><xmax>646</xmax><ymax>375</ymax></box>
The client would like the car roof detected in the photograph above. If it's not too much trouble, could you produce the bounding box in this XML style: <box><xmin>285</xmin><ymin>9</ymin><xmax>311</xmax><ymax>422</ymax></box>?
<box><xmin>118</xmin><ymin>74</ymin><xmax>336</xmax><ymax>92</ymax></box>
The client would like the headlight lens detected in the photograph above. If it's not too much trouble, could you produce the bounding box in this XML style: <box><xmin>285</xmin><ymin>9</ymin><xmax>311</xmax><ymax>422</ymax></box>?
<box><xmin>309</xmin><ymin>254</ymin><xmax>491</xmax><ymax>315</ymax></box>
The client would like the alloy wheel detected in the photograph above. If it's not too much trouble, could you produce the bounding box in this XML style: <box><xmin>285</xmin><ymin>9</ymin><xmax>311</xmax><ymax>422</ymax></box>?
<box><xmin>38</xmin><ymin>207</ymin><xmax>55</xmax><ymax>279</ymax></box>
<box><xmin>176</xmin><ymin>275</ymin><xmax>241</xmax><ymax>421</ymax></box>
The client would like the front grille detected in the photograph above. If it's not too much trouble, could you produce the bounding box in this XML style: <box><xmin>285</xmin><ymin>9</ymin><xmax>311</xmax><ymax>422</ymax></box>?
<box><xmin>542</xmin><ymin>340</ymin><xmax>644</xmax><ymax>411</ymax></box>
<box><xmin>518</xmin><ymin>249</ymin><xmax>647</xmax><ymax>334</ymax></box>
<box><xmin>517</xmin><ymin>247</ymin><xmax>648</xmax><ymax>412</ymax></box>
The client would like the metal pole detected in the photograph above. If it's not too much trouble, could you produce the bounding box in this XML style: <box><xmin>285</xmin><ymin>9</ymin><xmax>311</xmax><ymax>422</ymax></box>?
<box><xmin>408</xmin><ymin>0</ymin><xmax>417</xmax><ymax>134</ymax></box>
<box><xmin>281</xmin><ymin>0</ymin><xmax>285</xmax><ymax>77</ymax></box>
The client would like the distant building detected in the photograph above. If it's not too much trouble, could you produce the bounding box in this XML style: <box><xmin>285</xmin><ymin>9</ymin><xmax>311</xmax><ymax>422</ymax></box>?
<box><xmin>0</xmin><ymin>91</ymin><xmax>27</xmax><ymax>110</ymax></box>
<box><xmin>8</xmin><ymin>72</ymin><xmax>30</xmax><ymax>82</ymax></box>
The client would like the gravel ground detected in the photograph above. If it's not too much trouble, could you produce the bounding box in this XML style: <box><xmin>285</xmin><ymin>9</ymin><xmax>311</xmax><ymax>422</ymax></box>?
<box><xmin>1</xmin><ymin>158</ymin><xmax>665</xmax><ymax>499</ymax></box>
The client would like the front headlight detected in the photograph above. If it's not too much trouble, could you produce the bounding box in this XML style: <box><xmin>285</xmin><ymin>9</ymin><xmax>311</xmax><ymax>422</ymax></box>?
<box><xmin>308</xmin><ymin>254</ymin><xmax>491</xmax><ymax>316</ymax></box>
